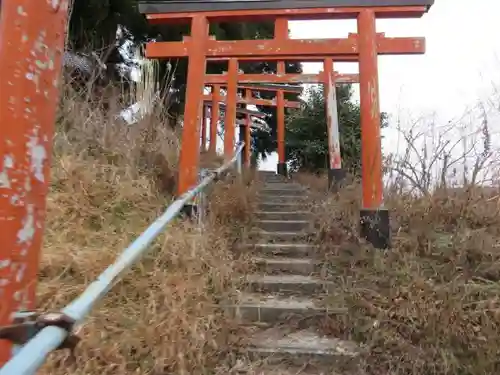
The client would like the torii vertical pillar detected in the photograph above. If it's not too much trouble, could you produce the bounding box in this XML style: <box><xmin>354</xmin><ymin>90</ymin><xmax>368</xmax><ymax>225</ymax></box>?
<box><xmin>201</xmin><ymin>104</ymin><xmax>208</xmax><ymax>152</ymax></box>
<box><xmin>209</xmin><ymin>84</ymin><xmax>220</xmax><ymax>156</ymax></box>
<box><xmin>0</xmin><ymin>0</ymin><xmax>68</xmax><ymax>365</ymax></box>
<box><xmin>275</xmin><ymin>18</ymin><xmax>288</xmax><ymax>177</ymax></box>
<box><xmin>224</xmin><ymin>59</ymin><xmax>238</xmax><ymax>159</ymax></box>
<box><xmin>244</xmin><ymin>114</ymin><xmax>252</xmax><ymax>167</ymax></box>
<box><xmin>323</xmin><ymin>58</ymin><xmax>347</xmax><ymax>191</ymax></box>
<box><xmin>177</xmin><ymin>15</ymin><xmax>208</xmax><ymax>205</ymax></box>
<box><xmin>358</xmin><ymin>10</ymin><xmax>390</xmax><ymax>249</ymax></box>
<box><xmin>244</xmin><ymin>89</ymin><xmax>252</xmax><ymax>167</ymax></box>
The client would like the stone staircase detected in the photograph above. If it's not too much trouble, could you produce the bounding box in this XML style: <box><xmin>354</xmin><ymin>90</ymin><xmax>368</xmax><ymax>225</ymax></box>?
<box><xmin>225</xmin><ymin>171</ymin><xmax>362</xmax><ymax>374</ymax></box>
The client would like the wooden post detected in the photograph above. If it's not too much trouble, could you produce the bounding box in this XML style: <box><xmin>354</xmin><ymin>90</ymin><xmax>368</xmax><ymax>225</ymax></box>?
<box><xmin>0</xmin><ymin>0</ymin><xmax>69</xmax><ymax>365</ymax></box>
<box><xmin>275</xmin><ymin>18</ymin><xmax>288</xmax><ymax>177</ymax></box>
<box><xmin>244</xmin><ymin>89</ymin><xmax>252</xmax><ymax>167</ymax></box>
<box><xmin>358</xmin><ymin>9</ymin><xmax>390</xmax><ymax>248</ymax></box>
<box><xmin>209</xmin><ymin>85</ymin><xmax>220</xmax><ymax>155</ymax></box>
<box><xmin>323</xmin><ymin>57</ymin><xmax>346</xmax><ymax>190</ymax></box>
<box><xmin>224</xmin><ymin>59</ymin><xmax>238</xmax><ymax>159</ymax></box>
<box><xmin>358</xmin><ymin>10</ymin><xmax>383</xmax><ymax>209</ymax></box>
<box><xmin>201</xmin><ymin>104</ymin><xmax>208</xmax><ymax>152</ymax></box>
<box><xmin>177</xmin><ymin>15</ymin><xmax>208</xmax><ymax>196</ymax></box>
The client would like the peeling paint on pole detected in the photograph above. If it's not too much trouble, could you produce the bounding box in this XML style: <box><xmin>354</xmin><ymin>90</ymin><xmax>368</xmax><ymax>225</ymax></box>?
<box><xmin>324</xmin><ymin>58</ymin><xmax>342</xmax><ymax>170</ymax></box>
<box><xmin>358</xmin><ymin>9</ymin><xmax>383</xmax><ymax>209</ymax></box>
<box><xmin>0</xmin><ymin>0</ymin><xmax>69</xmax><ymax>364</ymax></box>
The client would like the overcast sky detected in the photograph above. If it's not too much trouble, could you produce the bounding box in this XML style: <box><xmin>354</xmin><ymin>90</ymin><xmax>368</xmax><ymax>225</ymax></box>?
<box><xmin>259</xmin><ymin>0</ymin><xmax>500</xmax><ymax>171</ymax></box>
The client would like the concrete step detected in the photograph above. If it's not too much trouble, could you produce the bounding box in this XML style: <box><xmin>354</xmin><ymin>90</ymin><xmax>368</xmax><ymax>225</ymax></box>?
<box><xmin>248</xmin><ymin>231</ymin><xmax>313</xmax><ymax>244</ymax></box>
<box><xmin>255</xmin><ymin>211</ymin><xmax>310</xmax><ymax>221</ymax></box>
<box><xmin>245</xmin><ymin>275</ymin><xmax>332</xmax><ymax>295</ymax></box>
<box><xmin>226</xmin><ymin>293</ymin><xmax>347</xmax><ymax>323</ymax></box>
<box><xmin>258</xmin><ymin>194</ymin><xmax>308</xmax><ymax>204</ymax></box>
<box><xmin>252</xmin><ymin>256</ymin><xmax>317</xmax><ymax>275</ymax></box>
<box><xmin>250</xmin><ymin>243</ymin><xmax>317</xmax><ymax>257</ymax></box>
<box><xmin>259</xmin><ymin>189</ymin><xmax>307</xmax><ymax>197</ymax></box>
<box><xmin>234</xmin><ymin>363</ymin><xmax>334</xmax><ymax>375</ymax></box>
<box><xmin>262</xmin><ymin>183</ymin><xmax>305</xmax><ymax>191</ymax></box>
<box><xmin>261</xmin><ymin>178</ymin><xmax>289</xmax><ymax>184</ymax></box>
<box><xmin>258</xmin><ymin>202</ymin><xmax>307</xmax><ymax>212</ymax></box>
<box><xmin>255</xmin><ymin>220</ymin><xmax>309</xmax><ymax>233</ymax></box>
<box><xmin>244</xmin><ymin>327</ymin><xmax>361</xmax><ymax>367</ymax></box>
<box><xmin>258</xmin><ymin>173</ymin><xmax>288</xmax><ymax>183</ymax></box>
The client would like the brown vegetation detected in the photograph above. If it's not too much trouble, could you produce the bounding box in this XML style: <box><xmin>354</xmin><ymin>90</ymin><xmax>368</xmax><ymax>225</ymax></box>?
<box><xmin>36</xmin><ymin>85</ymin><xmax>255</xmax><ymax>374</ymax></box>
<box><xmin>303</xmin><ymin>173</ymin><xmax>500</xmax><ymax>375</ymax></box>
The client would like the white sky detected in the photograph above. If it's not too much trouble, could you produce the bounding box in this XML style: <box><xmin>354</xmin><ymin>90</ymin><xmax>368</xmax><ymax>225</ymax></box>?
<box><xmin>258</xmin><ymin>0</ymin><xmax>500</xmax><ymax>172</ymax></box>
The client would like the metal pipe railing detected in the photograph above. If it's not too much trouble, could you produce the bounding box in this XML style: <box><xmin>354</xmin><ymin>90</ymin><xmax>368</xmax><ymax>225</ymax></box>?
<box><xmin>0</xmin><ymin>142</ymin><xmax>245</xmax><ymax>375</ymax></box>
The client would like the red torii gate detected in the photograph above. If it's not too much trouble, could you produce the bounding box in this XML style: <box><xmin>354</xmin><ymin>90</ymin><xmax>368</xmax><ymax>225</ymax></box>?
<box><xmin>202</xmin><ymin>97</ymin><xmax>269</xmax><ymax>166</ymax></box>
<box><xmin>203</xmin><ymin>86</ymin><xmax>302</xmax><ymax>167</ymax></box>
<box><xmin>140</xmin><ymin>1</ymin><xmax>432</xmax><ymax>249</ymax></box>
<box><xmin>206</xmin><ymin>68</ymin><xmax>360</xmax><ymax>184</ymax></box>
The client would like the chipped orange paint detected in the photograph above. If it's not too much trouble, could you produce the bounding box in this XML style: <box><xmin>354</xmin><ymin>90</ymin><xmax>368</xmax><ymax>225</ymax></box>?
<box><xmin>201</xmin><ymin>104</ymin><xmax>208</xmax><ymax>151</ymax></box>
<box><xmin>203</xmin><ymin>94</ymin><xmax>301</xmax><ymax>109</ymax></box>
<box><xmin>358</xmin><ymin>9</ymin><xmax>383</xmax><ymax>209</ymax></box>
<box><xmin>217</xmin><ymin>83</ymin><xmax>302</xmax><ymax>94</ymax></box>
<box><xmin>274</xmin><ymin>18</ymin><xmax>288</xmax><ymax>166</ymax></box>
<box><xmin>0</xmin><ymin>0</ymin><xmax>69</xmax><ymax>364</ymax></box>
<box><xmin>207</xmin><ymin>55</ymin><xmax>358</xmax><ymax>62</ymax></box>
<box><xmin>146</xmin><ymin>35</ymin><xmax>425</xmax><ymax>59</ymax></box>
<box><xmin>324</xmin><ymin>58</ymin><xmax>343</xmax><ymax>170</ymax></box>
<box><xmin>177</xmin><ymin>15</ymin><xmax>209</xmax><ymax>196</ymax></box>
<box><xmin>204</xmin><ymin>72</ymin><xmax>359</xmax><ymax>85</ymax></box>
<box><xmin>209</xmin><ymin>85</ymin><xmax>220</xmax><ymax>155</ymax></box>
<box><xmin>145</xmin><ymin>6</ymin><xmax>428</xmax><ymax>24</ymax></box>
<box><xmin>224</xmin><ymin>59</ymin><xmax>238</xmax><ymax>159</ymax></box>
<box><xmin>244</xmin><ymin>90</ymin><xmax>252</xmax><ymax>167</ymax></box>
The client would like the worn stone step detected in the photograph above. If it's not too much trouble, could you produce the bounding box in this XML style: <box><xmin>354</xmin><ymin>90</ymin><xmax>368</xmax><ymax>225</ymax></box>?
<box><xmin>252</xmin><ymin>256</ymin><xmax>316</xmax><ymax>275</ymax></box>
<box><xmin>248</xmin><ymin>231</ymin><xmax>313</xmax><ymax>244</ymax></box>
<box><xmin>261</xmin><ymin>178</ymin><xmax>289</xmax><ymax>184</ymax></box>
<box><xmin>250</xmin><ymin>243</ymin><xmax>317</xmax><ymax>257</ymax></box>
<box><xmin>258</xmin><ymin>194</ymin><xmax>308</xmax><ymax>203</ymax></box>
<box><xmin>262</xmin><ymin>183</ymin><xmax>305</xmax><ymax>190</ymax></box>
<box><xmin>258</xmin><ymin>173</ymin><xmax>288</xmax><ymax>183</ymax></box>
<box><xmin>258</xmin><ymin>202</ymin><xmax>307</xmax><ymax>212</ymax></box>
<box><xmin>226</xmin><ymin>293</ymin><xmax>347</xmax><ymax>323</ymax></box>
<box><xmin>255</xmin><ymin>211</ymin><xmax>310</xmax><ymax>221</ymax></box>
<box><xmin>229</xmin><ymin>358</ymin><xmax>337</xmax><ymax>374</ymax></box>
<box><xmin>259</xmin><ymin>189</ymin><xmax>307</xmax><ymax>197</ymax></box>
<box><xmin>245</xmin><ymin>275</ymin><xmax>332</xmax><ymax>295</ymax></box>
<box><xmin>237</xmin><ymin>364</ymin><xmax>333</xmax><ymax>375</ymax></box>
<box><xmin>256</xmin><ymin>220</ymin><xmax>309</xmax><ymax>233</ymax></box>
<box><xmin>244</xmin><ymin>327</ymin><xmax>361</xmax><ymax>367</ymax></box>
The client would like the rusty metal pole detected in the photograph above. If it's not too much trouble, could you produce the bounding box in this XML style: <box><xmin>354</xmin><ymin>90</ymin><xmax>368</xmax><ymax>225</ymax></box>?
<box><xmin>358</xmin><ymin>10</ymin><xmax>390</xmax><ymax>249</ymax></box>
<box><xmin>177</xmin><ymin>15</ymin><xmax>208</xmax><ymax>205</ymax></box>
<box><xmin>323</xmin><ymin>58</ymin><xmax>346</xmax><ymax>191</ymax></box>
<box><xmin>224</xmin><ymin>59</ymin><xmax>238</xmax><ymax>159</ymax></box>
<box><xmin>275</xmin><ymin>18</ymin><xmax>288</xmax><ymax>177</ymax></box>
<box><xmin>209</xmin><ymin>85</ymin><xmax>220</xmax><ymax>156</ymax></box>
<box><xmin>0</xmin><ymin>0</ymin><xmax>69</xmax><ymax>365</ymax></box>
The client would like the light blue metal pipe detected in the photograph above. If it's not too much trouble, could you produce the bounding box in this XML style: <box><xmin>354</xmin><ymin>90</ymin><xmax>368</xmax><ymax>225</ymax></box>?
<box><xmin>0</xmin><ymin>143</ymin><xmax>244</xmax><ymax>375</ymax></box>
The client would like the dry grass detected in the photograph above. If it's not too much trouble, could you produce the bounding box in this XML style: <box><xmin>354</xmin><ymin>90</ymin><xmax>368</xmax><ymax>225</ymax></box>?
<box><xmin>36</xmin><ymin>84</ymin><xmax>256</xmax><ymax>374</ymax></box>
<box><xmin>304</xmin><ymin>174</ymin><xmax>500</xmax><ymax>375</ymax></box>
